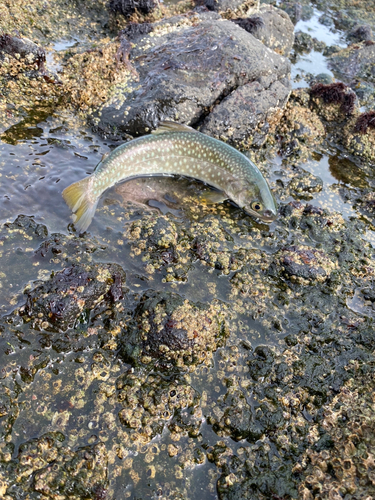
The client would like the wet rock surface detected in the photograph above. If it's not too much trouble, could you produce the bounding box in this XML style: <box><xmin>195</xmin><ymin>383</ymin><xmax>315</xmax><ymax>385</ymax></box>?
<box><xmin>24</xmin><ymin>263</ymin><xmax>126</xmax><ymax>332</ymax></box>
<box><xmin>328</xmin><ymin>41</ymin><xmax>375</xmax><ymax>82</ymax></box>
<box><xmin>297</xmin><ymin>369</ymin><xmax>375</xmax><ymax>499</ymax></box>
<box><xmin>247</xmin><ymin>5</ymin><xmax>295</xmax><ymax>56</ymax></box>
<box><xmin>2</xmin><ymin>0</ymin><xmax>375</xmax><ymax>499</ymax></box>
<box><xmin>95</xmin><ymin>14</ymin><xmax>291</xmax><ymax>147</ymax></box>
<box><xmin>2</xmin><ymin>194</ymin><xmax>375</xmax><ymax>500</ymax></box>
<box><xmin>200</xmin><ymin>75</ymin><xmax>291</xmax><ymax>148</ymax></box>
<box><xmin>1</xmin><ymin>432</ymin><xmax>108</xmax><ymax>499</ymax></box>
<box><xmin>120</xmin><ymin>289</ymin><xmax>227</xmax><ymax>367</ymax></box>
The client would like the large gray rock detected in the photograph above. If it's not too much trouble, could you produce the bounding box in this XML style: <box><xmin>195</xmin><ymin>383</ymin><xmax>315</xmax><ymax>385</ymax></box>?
<box><xmin>95</xmin><ymin>16</ymin><xmax>291</xmax><ymax>148</ymax></box>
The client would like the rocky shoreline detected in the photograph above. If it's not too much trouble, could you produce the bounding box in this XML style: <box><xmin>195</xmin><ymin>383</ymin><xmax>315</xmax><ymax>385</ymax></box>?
<box><xmin>1</xmin><ymin>0</ymin><xmax>375</xmax><ymax>499</ymax></box>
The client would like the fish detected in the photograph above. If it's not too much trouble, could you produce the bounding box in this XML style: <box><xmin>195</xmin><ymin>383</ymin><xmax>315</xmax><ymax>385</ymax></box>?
<box><xmin>62</xmin><ymin>121</ymin><xmax>277</xmax><ymax>232</ymax></box>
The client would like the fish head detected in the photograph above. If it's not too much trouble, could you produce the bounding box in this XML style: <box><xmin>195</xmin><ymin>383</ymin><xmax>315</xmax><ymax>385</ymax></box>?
<box><xmin>230</xmin><ymin>179</ymin><xmax>278</xmax><ymax>223</ymax></box>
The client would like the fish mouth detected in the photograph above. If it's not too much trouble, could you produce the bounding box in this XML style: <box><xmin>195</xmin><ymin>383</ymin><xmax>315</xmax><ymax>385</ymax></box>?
<box><xmin>245</xmin><ymin>208</ymin><xmax>277</xmax><ymax>223</ymax></box>
<box><xmin>260</xmin><ymin>215</ymin><xmax>277</xmax><ymax>223</ymax></box>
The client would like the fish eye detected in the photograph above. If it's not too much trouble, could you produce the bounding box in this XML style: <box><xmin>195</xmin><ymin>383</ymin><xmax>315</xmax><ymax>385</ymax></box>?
<box><xmin>250</xmin><ymin>201</ymin><xmax>263</xmax><ymax>212</ymax></box>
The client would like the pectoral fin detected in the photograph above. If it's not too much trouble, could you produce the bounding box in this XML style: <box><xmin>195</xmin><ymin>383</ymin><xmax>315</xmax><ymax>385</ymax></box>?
<box><xmin>152</xmin><ymin>121</ymin><xmax>197</xmax><ymax>134</ymax></box>
<box><xmin>199</xmin><ymin>190</ymin><xmax>228</xmax><ymax>205</ymax></box>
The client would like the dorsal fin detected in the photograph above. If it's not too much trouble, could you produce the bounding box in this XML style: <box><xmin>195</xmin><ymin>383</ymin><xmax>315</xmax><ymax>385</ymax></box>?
<box><xmin>152</xmin><ymin>121</ymin><xmax>197</xmax><ymax>135</ymax></box>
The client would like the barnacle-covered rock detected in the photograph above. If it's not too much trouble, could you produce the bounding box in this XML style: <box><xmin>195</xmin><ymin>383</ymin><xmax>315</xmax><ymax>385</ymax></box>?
<box><xmin>309</xmin><ymin>82</ymin><xmax>357</xmax><ymax>122</ymax></box>
<box><xmin>328</xmin><ymin>41</ymin><xmax>375</xmax><ymax>83</ymax></box>
<box><xmin>24</xmin><ymin>263</ymin><xmax>126</xmax><ymax>331</ymax></box>
<box><xmin>0</xmin><ymin>388</ymin><xmax>18</xmax><ymax>460</ymax></box>
<box><xmin>192</xmin><ymin>217</ymin><xmax>237</xmax><ymax>273</ymax></box>
<box><xmin>127</xmin><ymin>214</ymin><xmax>179</xmax><ymax>252</ymax></box>
<box><xmin>286</xmin><ymin>170</ymin><xmax>323</xmax><ymax>199</ymax></box>
<box><xmin>34</xmin><ymin>232</ymin><xmax>103</xmax><ymax>262</ymax></box>
<box><xmin>117</xmin><ymin>368</ymin><xmax>200</xmax><ymax>442</ymax></box>
<box><xmin>4</xmin><ymin>214</ymin><xmax>48</xmax><ymax>238</ymax></box>
<box><xmin>1</xmin><ymin>432</ymin><xmax>108</xmax><ymax>499</ymax></box>
<box><xmin>298</xmin><ymin>372</ymin><xmax>375</xmax><ymax>499</ymax></box>
<box><xmin>126</xmin><ymin>214</ymin><xmax>192</xmax><ymax>281</ymax></box>
<box><xmin>353</xmin><ymin>189</ymin><xmax>375</xmax><ymax>220</ymax></box>
<box><xmin>120</xmin><ymin>290</ymin><xmax>227</xmax><ymax>367</ymax></box>
<box><xmin>273</xmin><ymin>245</ymin><xmax>336</xmax><ymax>284</ymax></box>
<box><xmin>342</xmin><ymin>113</ymin><xmax>375</xmax><ymax>162</ymax></box>
<box><xmin>33</xmin><ymin>441</ymin><xmax>108</xmax><ymax>498</ymax></box>
<box><xmin>277</xmin><ymin>90</ymin><xmax>325</xmax><ymax>146</ymax></box>
<box><xmin>0</xmin><ymin>34</ymin><xmax>46</xmax><ymax>70</ymax></box>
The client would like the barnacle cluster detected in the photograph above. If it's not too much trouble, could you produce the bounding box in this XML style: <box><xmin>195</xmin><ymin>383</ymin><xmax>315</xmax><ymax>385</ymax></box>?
<box><xmin>298</xmin><ymin>372</ymin><xmax>375</xmax><ymax>500</ymax></box>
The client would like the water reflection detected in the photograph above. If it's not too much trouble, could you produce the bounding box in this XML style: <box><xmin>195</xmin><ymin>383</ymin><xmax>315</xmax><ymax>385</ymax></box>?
<box><xmin>328</xmin><ymin>154</ymin><xmax>368</xmax><ymax>188</ymax></box>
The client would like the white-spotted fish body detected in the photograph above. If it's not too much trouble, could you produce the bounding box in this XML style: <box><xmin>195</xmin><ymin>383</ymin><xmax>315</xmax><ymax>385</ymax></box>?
<box><xmin>62</xmin><ymin>122</ymin><xmax>277</xmax><ymax>232</ymax></box>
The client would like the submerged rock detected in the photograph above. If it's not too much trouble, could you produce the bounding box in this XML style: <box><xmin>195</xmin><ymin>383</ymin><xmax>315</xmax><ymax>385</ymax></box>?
<box><xmin>95</xmin><ymin>15</ymin><xmax>291</xmax><ymax>148</ymax></box>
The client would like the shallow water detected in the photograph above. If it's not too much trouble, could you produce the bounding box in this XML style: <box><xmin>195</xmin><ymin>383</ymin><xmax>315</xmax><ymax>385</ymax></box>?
<box><xmin>2</xmin><ymin>113</ymin><xmax>374</xmax><ymax>317</ymax></box>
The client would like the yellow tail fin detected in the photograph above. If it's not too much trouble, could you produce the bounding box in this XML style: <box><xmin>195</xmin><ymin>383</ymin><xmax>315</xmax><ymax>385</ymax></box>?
<box><xmin>62</xmin><ymin>176</ymin><xmax>98</xmax><ymax>233</ymax></box>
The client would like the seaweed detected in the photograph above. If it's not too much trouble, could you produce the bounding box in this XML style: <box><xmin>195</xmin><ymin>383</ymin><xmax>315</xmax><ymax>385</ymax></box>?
<box><xmin>354</xmin><ymin>110</ymin><xmax>375</xmax><ymax>134</ymax></box>
<box><xmin>231</xmin><ymin>16</ymin><xmax>264</xmax><ymax>34</ymax></box>
<box><xmin>310</xmin><ymin>82</ymin><xmax>356</xmax><ymax>115</ymax></box>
